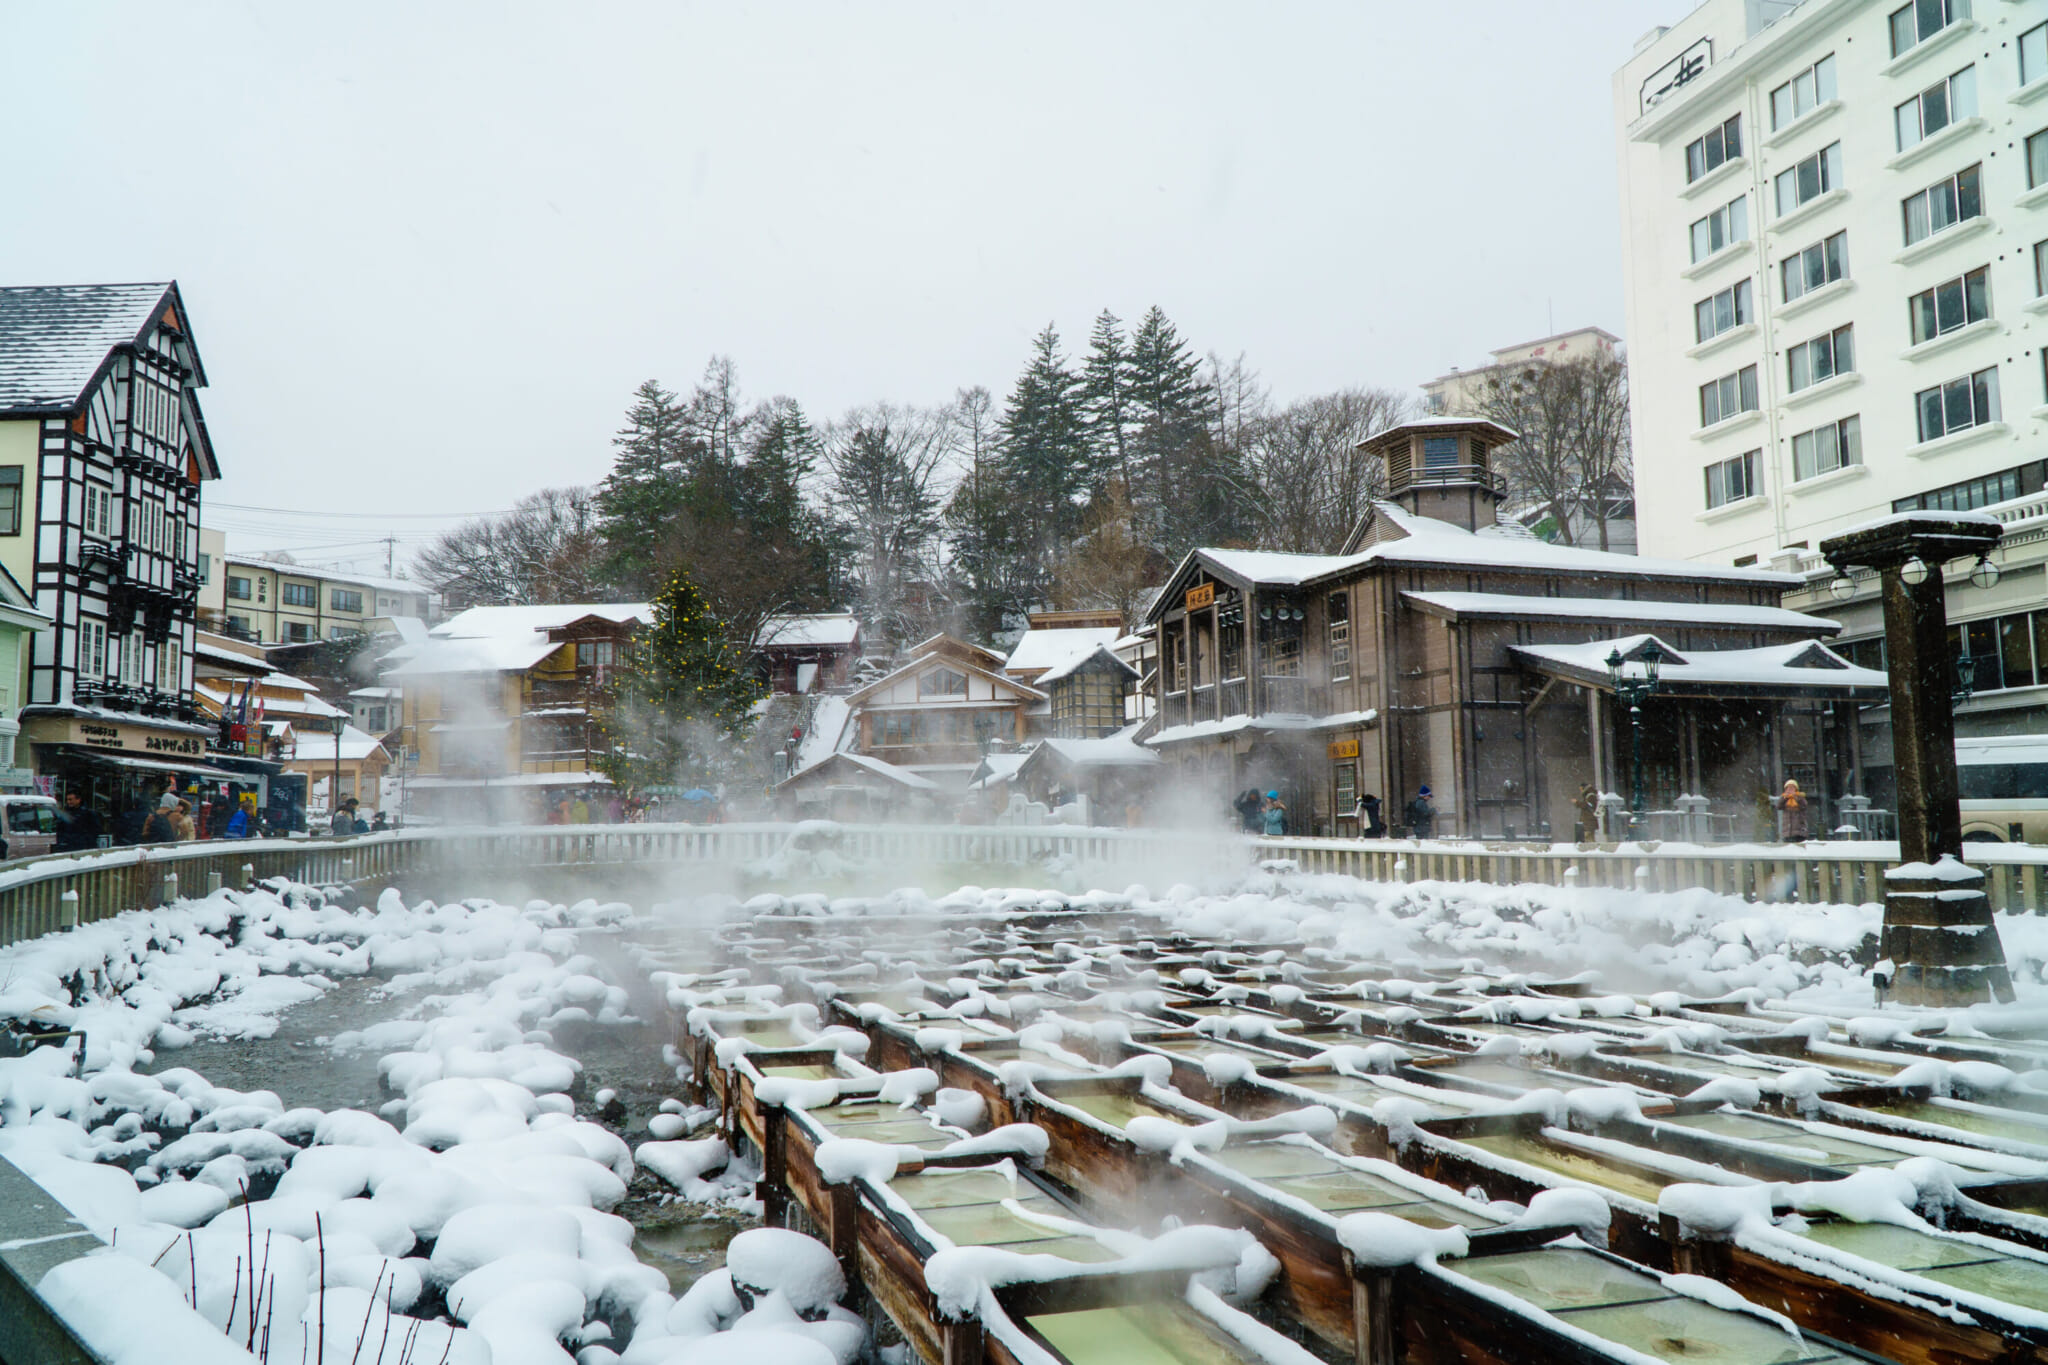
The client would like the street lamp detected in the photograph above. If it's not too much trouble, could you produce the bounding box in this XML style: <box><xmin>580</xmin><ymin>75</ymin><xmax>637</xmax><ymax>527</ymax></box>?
<box><xmin>973</xmin><ymin>712</ymin><xmax>998</xmax><ymax>759</ymax></box>
<box><xmin>330</xmin><ymin>713</ymin><xmax>347</xmax><ymax>834</ymax></box>
<box><xmin>1605</xmin><ymin>643</ymin><xmax>1664</xmax><ymax>835</ymax></box>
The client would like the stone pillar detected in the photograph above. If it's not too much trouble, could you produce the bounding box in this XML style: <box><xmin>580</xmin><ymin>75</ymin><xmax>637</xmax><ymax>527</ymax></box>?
<box><xmin>1821</xmin><ymin>515</ymin><xmax>2012</xmax><ymax>1006</ymax></box>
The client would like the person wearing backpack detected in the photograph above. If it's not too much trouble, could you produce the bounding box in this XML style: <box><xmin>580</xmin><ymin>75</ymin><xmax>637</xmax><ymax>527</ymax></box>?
<box><xmin>141</xmin><ymin>792</ymin><xmax>178</xmax><ymax>844</ymax></box>
<box><xmin>1404</xmin><ymin>785</ymin><xmax>1437</xmax><ymax>839</ymax></box>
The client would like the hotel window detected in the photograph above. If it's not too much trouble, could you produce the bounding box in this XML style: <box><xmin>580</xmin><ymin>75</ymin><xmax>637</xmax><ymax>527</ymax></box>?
<box><xmin>1890</xmin><ymin>0</ymin><xmax>1970</xmax><ymax>59</ymax></box>
<box><xmin>1894</xmin><ymin>459</ymin><xmax>2047</xmax><ymax>512</ymax></box>
<box><xmin>1894</xmin><ymin>67</ymin><xmax>1976</xmax><ymax>152</ymax></box>
<box><xmin>1902</xmin><ymin>164</ymin><xmax>1982</xmax><ymax>247</ymax></box>
<box><xmin>1704</xmin><ymin>450</ymin><xmax>1760</xmax><ymax>509</ymax></box>
<box><xmin>1689</xmin><ymin>197</ymin><xmax>1749</xmax><ymax>263</ymax></box>
<box><xmin>80</xmin><ymin>620</ymin><xmax>106</xmax><ymax>678</ymax></box>
<box><xmin>1694</xmin><ymin>279</ymin><xmax>1753</xmax><ymax>343</ymax></box>
<box><xmin>918</xmin><ymin>666</ymin><xmax>967</xmax><ymax>698</ymax></box>
<box><xmin>1787</xmin><ymin>325</ymin><xmax>1854</xmax><ymax>392</ymax></box>
<box><xmin>330</xmin><ymin>588</ymin><xmax>363</xmax><ymax>613</ymax></box>
<box><xmin>1915</xmin><ymin>367</ymin><xmax>2000</xmax><ymax>443</ymax></box>
<box><xmin>1770</xmin><ymin>55</ymin><xmax>1837</xmax><ymax>130</ymax></box>
<box><xmin>1909</xmin><ymin>266</ymin><xmax>1989</xmax><ymax>344</ymax></box>
<box><xmin>281</xmin><ymin>582</ymin><xmax>318</xmax><ymax>608</ymax></box>
<box><xmin>2024</xmin><ymin>22</ymin><xmax>2047</xmax><ymax>87</ymax></box>
<box><xmin>0</xmin><ymin>468</ymin><xmax>21</xmax><ymax>536</ymax></box>
<box><xmin>227</xmin><ymin>574</ymin><xmax>251</xmax><ymax>601</ymax></box>
<box><xmin>160</xmin><ymin>639</ymin><xmax>180</xmax><ymax>692</ymax></box>
<box><xmin>1334</xmin><ymin>762</ymin><xmax>1356</xmax><ymax>815</ymax></box>
<box><xmin>1780</xmin><ymin>231</ymin><xmax>1848</xmax><ymax>303</ymax></box>
<box><xmin>198</xmin><ymin>552</ymin><xmax>211</xmax><ymax>583</ymax></box>
<box><xmin>120</xmin><ymin>632</ymin><xmax>142</xmax><ymax>687</ymax></box>
<box><xmin>286</xmin><ymin>622</ymin><xmax>313</xmax><ymax>643</ymax></box>
<box><xmin>1791</xmin><ymin>416</ymin><xmax>1862</xmax><ymax>481</ymax></box>
<box><xmin>2029</xmin><ymin>129</ymin><xmax>2048</xmax><ymax>191</ymax></box>
<box><xmin>1775</xmin><ymin>143</ymin><xmax>1842</xmax><ymax>217</ymax></box>
<box><xmin>1698</xmin><ymin>365</ymin><xmax>1758</xmax><ymax>427</ymax></box>
<box><xmin>1327</xmin><ymin>592</ymin><xmax>1351</xmax><ymax>681</ymax></box>
<box><xmin>1684</xmin><ymin>114</ymin><xmax>1742</xmax><ymax>183</ymax></box>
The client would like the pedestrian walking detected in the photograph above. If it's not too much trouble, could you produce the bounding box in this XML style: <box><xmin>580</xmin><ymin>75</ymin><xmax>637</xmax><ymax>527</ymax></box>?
<box><xmin>1233</xmin><ymin>788</ymin><xmax>1263</xmax><ymax>832</ymax></box>
<box><xmin>1261</xmin><ymin>790</ymin><xmax>1287</xmax><ymax>836</ymax></box>
<box><xmin>1575</xmin><ymin>783</ymin><xmax>1601</xmax><ymax>842</ymax></box>
<box><xmin>1405</xmin><ymin>785</ymin><xmax>1437</xmax><ymax>839</ymax></box>
<box><xmin>1356</xmin><ymin>793</ymin><xmax>1385</xmax><ymax>838</ymax></box>
<box><xmin>142</xmin><ymin>792</ymin><xmax>179</xmax><ymax>844</ymax></box>
<box><xmin>1774</xmin><ymin>778</ymin><xmax>1810</xmax><ymax>842</ymax></box>
<box><xmin>54</xmin><ymin>790</ymin><xmax>102</xmax><ymax>852</ymax></box>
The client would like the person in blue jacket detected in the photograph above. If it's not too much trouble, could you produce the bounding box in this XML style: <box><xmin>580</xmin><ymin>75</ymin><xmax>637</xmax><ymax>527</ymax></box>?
<box><xmin>1261</xmin><ymin>790</ymin><xmax>1287</xmax><ymax>836</ymax></box>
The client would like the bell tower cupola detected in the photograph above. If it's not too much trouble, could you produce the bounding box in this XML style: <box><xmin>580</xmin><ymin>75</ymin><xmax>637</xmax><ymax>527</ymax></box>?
<box><xmin>1358</xmin><ymin>418</ymin><xmax>1518</xmax><ymax>532</ymax></box>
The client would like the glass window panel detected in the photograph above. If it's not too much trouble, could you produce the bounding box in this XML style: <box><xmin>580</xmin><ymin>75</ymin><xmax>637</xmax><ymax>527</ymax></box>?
<box><xmin>1897</xmin><ymin>100</ymin><xmax>1921</xmax><ymax>150</ymax></box>
<box><xmin>1835</xmin><ymin>327</ymin><xmax>1853</xmax><ymax>374</ymax></box>
<box><xmin>2024</xmin><ymin>24</ymin><xmax>2047</xmax><ymax>86</ymax></box>
<box><xmin>1936</xmin><ymin>280</ymin><xmax>1965</xmax><ymax>332</ymax></box>
<box><xmin>1965</xmin><ymin>268</ymin><xmax>1988</xmax><ymax>322</ymax></box>
<box><xmin>1841</xmin><ymin>416</ymin><xmax>1861</xmax><ymax>465</ymax></box>
<box><xmin>1919</xmin><ymin>387</ymin><xmax>1945</xmax><ymax>440</ymax></box>
<box><xmin>1917</xmin><ymin>0</ymin><xmax>1944</xmax><ymax>43</ymax></box>
<box><xmin>1922</xmin><ymin>83</ymin><xmax>1950</xmax><ymax>139</ymax></box>
<box><xmin>2003</xmin><ymin>616</ymin><xmax>2035</xmax><ymax>688</ymax></box>
<box><xmin>1975</xmin><ymin>368</ymin><xmax>1998</xmax><ymax>423</ymax></box>
<box><xmin>1730</xmin><ymin>197</ymin><xmax>1748</xmax><ymax>242</ymax></box>
<box><xmin>2029</xmin><ymin>131</ymin><xmax>2048</xmax><ymax>190</ymax></box>
<box><xmin>1905</xmin><ymin>192</ymin><xmax>1932</xmax><ymax>244</ymax></box>
<box><xmin>1893</xmin><ymin>5</ymin><xmax>1917</xmax><ymax>56</ymax></box>
<box><xmin>1957</xmin><ymin>165</ymin><xmax>1981</xmax><ymax>221</ymax></box>
<box><xmin>1739</xmin><ymin>366</ymin><xmax>1757</xmax><ymax>411</ymax></box>
<box><xmin>1815</xmin><ymin>55</ymin><xmax>1837</xmax><ymax>103</ymax></box>
<box><xmin>1798</xmin><ymin>156</ymin><xmax>1821</xmax><ymax>202</ymax></box>
<box><xmin>1951</xmin><ymin>66</ymin><xmax>1976</xmax><ymax>120</ymax></box>
<box><xmin>1790</xmin><ymin>346</ymin><xmax>1813</xmax><ymax>391</ymax></box>
<box><xmin>1945</xmin><ymin>378</ymin><xmax>1974</xmax><ymax>431</ymax></box>
<box><xmin>1772</xmin><ymin>85</ymin><xmax>1794</xmax><ymax>129</ymax></box>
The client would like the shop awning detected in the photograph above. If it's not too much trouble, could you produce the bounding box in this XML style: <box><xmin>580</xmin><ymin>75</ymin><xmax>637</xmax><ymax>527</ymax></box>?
<box><xmin>61</xmin><ymin>750</ymin><xmax>252</xmax><ymax>782</ymax></box>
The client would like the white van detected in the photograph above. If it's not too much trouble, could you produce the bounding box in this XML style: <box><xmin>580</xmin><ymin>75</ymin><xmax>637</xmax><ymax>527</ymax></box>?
<box><xmin>0</xmin><ymin>794</ymin><xmax>61</xmax><ymax>860</ymax></box>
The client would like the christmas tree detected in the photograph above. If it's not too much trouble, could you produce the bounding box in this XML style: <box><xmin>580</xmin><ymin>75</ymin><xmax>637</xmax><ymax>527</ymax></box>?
<box><xmin>598</xmin><ymin>569</ymin><xmax>761</xmax><ymax>792</ymax></box>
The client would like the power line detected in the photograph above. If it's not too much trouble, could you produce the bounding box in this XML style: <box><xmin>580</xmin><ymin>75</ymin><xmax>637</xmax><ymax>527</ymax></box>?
<box><xmin>204</xmin><ymin>500</ymin><xmax>509</xmax><ymax>520</ymax></box>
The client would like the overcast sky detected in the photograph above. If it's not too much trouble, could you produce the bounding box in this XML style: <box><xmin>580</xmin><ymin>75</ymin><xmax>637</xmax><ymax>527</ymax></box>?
<box><xmin>2</xmin><ymin>1</ymin><xmax>1695</xmax><ymax>574</ymax></box>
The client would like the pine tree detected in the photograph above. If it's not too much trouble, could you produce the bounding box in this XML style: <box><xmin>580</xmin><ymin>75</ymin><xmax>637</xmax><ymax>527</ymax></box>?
<box><xmin>1126</xmin><ymin>306</ymin><xmax>1223</xmax><ymax>551</ymax></box>
<box><xmin>597</xmin><ymin>569</ymin><xmax>762</xmax><ymax>793</ymax></box>
<box><xmin>995</xmin><ymin>324</ymin><xmax>1092</xmax><ymax>598</ymax></box>
<box><xmin>596</xmin><ymin>380</ymin><xmax>699</xmax><ymax>592</ymax></box>
<box><xmin>1080</xmin><ymin>310</ymin><xmax>1134</xmax><ymax>503</ymax></box>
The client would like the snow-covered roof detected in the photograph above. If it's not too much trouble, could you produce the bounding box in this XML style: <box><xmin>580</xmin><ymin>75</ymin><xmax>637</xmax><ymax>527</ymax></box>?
<box><xmin>287</xmin><ymin>723</ymin><xmax>388</xmax><ymax>763</ymax></box>
<box><xmin>756</xmin><ymin>613</ymin><xmax>861</xmax><ymax>649</ymax></box>
<box><xmin>1006</xmin><ymin>623</ymin><xmax>1122</xmax><ymax>672</ymax></box>
<box><xmin>1145</xmin><ymin>708</ymin><xmax>1378</xmax><ymax>748</ymax></box>
<box><xmin>781</xmin><ymin>750</ymin><xmax>938</xmax><ymax>791</ymax></box>
<box><xmin>379</xmin><ymin>616</ymin><xmax>430</xmax><ymax>645</ymax></box>
<box><xmin>349</xmin><ymin>686</ymin><xmax>401</xmax><ymax>699</ymax></box>
<box><xmin>1361</xmin><ymin>414</ymin><xmax>1520</xmax><ymax>444</ymax></box>
<box><xmin>1402</xmin><ymin>591</ymin><xmax>1838</xmax><ymax>635</ymax></box>
<box><xmin>195</xmin><ymin>680</ymin><xmax>344</xmax><ymax>720</ymax></box>
<box><xmin>385</xmin><ymin>635</ymin><xmax>562</xmax><ymax>678</ymax></box>
<box><xmin>430</xmin><ymin>603</ymin><xmax>651</xmax><ymax>641</ymax></box>
<box><xmin>0</xmin><ymin>282</ymin><xmax>178</xmax><ymax>413</ymax></box>
<box><xmin>967</xmin><ymin>751</ymin><xmax>1031</xmax><ymax>788</ymax></box>
<box><xmin>1509</xmin><ymin>633</ymin><xmax>1889</xmax><ymax>696</ymax></box>
<box><xmin>193</xmin><ymin>638</ymin><xmax>270</xmax><ymax>674</ymax></box>
<box><xmin>793</xmin><ymin>695</ymin><xmax>853</xmax><ymax>771</ymax></box>
<box><xmin>1037</xmin><ymin>644</ymin><xmax>1140</xmax><ymax>687</ymax></box>
<box><xmin>1195</xmin><ymin>548</ymin><xmax>1364</xmax><ymax>587</ymax></box>
<box><xmin>1028</xmin><ymin>731</ymin><xmax>1163</xmax><ymax>769</ymax></box>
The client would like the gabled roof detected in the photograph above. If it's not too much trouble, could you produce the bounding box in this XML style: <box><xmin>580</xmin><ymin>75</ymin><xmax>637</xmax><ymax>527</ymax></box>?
<box><xmin>1508</xmin><ymin>633</ymin><xmax>1889</xmax><ymax>699</ymax></box>
<box><xmin>0</xmin><ymin>282</ymin><xmax>197</xmax><ymax>415</ymax></box>
<box><xmin>843</xmin><ymin>650</ymin><xmax>1046</xmax><ymax>707</ymax></box>
<box><xmin>1021</xmin><ymin>729</ymin><xmax>1163</xmax><ymax>776</ymax></box>
<box><xmin>1005</xmin><ymin>626</ymin><xmax>1123</xmax><ymax>676</ymax></box>
<box><xmin>906</xmin><ymin>633</ymin><xmax>1007</xmax><ymax>671</ymax></box>
<box><xmin>288</xmin><ymin>723</ymin><xmax>390</xmax><ymax>764</ymax></box>
<box><xmin>430</xmin><ymin>603</ymin><xmax>651</xmax><ymax>641</ymax></box>
<box><xmin>777</xmin><ymin>749</ymin><xmax>938</xmax><ymax>792</ymax></box>
<box><xmin>757</xmin><ymin>613</ymin><xmax>861</xmax><ymax>649</ymax></box>
<box><xmin>1037</xmin><ymin>644</ymin><xmax>1140</xmax><ymax>687</ymax></box>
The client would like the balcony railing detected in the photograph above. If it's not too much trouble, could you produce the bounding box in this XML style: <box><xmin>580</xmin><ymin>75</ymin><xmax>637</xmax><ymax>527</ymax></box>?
<box><xmin>1220</xmin><ymin>677</ymin><xmax>1247</xmax><ymax>718</ymax></box>
<box><xmin>1392</xmin><ymin>463</ymin><xmax>1507</xmax><ymax>496</ymax></box>
<box><xmin>1163</xmin><ymin>691</ymin><xmax>1188</xmax><ymax>729</ymax></box>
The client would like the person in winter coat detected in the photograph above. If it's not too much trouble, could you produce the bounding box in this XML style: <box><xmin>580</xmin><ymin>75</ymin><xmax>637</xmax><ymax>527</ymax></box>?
<box><xmin>1261</xmin><ymin>791</ymin><xmax>1287</xmax><ymax>836</ymax></box>
<box><xmin>171</xmin><ymin>800</ymin><xmax>196</xmax><ymax>842</ymax></box>
<box><xmin>225</xmin><ymin>795</ymin><xmax>256</xmax><ymax>839</ymax></box>
<box><xmin>1576</xmin><ymin>783</ymin><xmax>1601</xmax><ymax>842</ymax></box>
<box><xmin>1405</xmin><ymin>785</ymin><xmax>1437</xmax><ymax>839</ymax></box>
<box><xmin>54</xmin><ymin>791</ymin><xmax>103</xmax><ymax>852</ymax></box>
<box><xmin>331</xmin><ymin>798</ymin><xmax>359</xmax><ymax>835</ymax></box>
<box><xmin>1356</xmin><ymin>793</ymin><xmax>1386</xmax><ymax>838</ymax></box>
<box><xmin>141</xmin><ymin>792</ymin><xmax>179</xmax><ymax>844</ymax></box>
<box><xmin>1774</xmin><ymin>778</ymin><xmax>1810</xmax><ymax>842</ymax></box>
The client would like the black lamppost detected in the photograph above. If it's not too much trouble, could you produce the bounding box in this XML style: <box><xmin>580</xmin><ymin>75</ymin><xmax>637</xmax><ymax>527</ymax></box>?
<box><xmin>329</xmin><ymin>712</ymin><xmax>347</xmax><ymax>834</ymax></box>
<box><xmin>974</xmin><ymin>712</ymin><xmax>998</xmax><ymax>759</ymax></box>
<box><xmin>1605</xmin><ymin>643</ymin><xmax>1664</xmax><ymax>834</ymax></box>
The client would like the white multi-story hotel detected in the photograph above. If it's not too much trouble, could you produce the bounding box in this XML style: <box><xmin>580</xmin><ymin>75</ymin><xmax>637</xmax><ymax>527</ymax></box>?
<box><xmin>1617</xmin><ymin>0</ymin><xmax>2045</xmax><ymax>568</ymax></box>
<box><xmin>1615</xmin><ymin>0</ymin><xmax>2048</xmax><ymax>827</ymax></box>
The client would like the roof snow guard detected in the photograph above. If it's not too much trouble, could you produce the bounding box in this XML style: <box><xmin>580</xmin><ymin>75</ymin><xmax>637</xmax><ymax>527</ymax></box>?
<box><xmin>1509</xmin><ymin>633</ymin><xmax>1889</xmax><ymax>701</ymax></box>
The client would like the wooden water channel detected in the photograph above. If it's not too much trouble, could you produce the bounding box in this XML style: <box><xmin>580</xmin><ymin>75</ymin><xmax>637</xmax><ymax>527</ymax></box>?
<box><xmin>657</xmin><ymin>904</ymin><xmax>2048</xmax><ymax>1365</ymax></box>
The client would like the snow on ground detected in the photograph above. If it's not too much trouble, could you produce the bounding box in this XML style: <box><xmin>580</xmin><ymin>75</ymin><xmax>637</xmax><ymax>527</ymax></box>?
<box><xmin>0</xmin><ymin>881</ymin><xmax>754</xmax><ymax>1365</ymax></box>
<box><xmin>6</xmin><ymin>852</ymin><xmax>2048</xmax><ymax>1361</ymax></box>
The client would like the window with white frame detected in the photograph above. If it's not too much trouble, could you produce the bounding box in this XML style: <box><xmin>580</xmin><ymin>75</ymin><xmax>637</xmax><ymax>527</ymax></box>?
<box><xmin>1770</xmin><ymin>55</ymin><xmax>1837</xmax><ymax>130</ymax></box>
<box><xmin>2034</xmin><ymin>239</ymin><xmax>2047</xmax><ymax>298</ymax></box>
<box><xmin>1689</xmin><ymin>197</ymin><xmax>1749</xmax><ymax>264</ymax></box>
<box><xmin>120</xmin><ymin>632</ymin><xmax>142</xmax><ymax>687</ymax></box>
<box><xmin>160</xmin><ymin>639</ymin><xmax>179</xmax><ymax>693</ymax></box>
<box><xmin>1916</xmin><ymin>367</ymin><xmax>2000</xmax><ymax>443</ymax></box>
<box><xmin>330</xmin><ymin>588</ymin><xmax>363</xmax><ymax>613</ymax></box>
<box><xmin>1889</xmin><ymin>0</ymin><xmax>1970</xmax><ymax>60</ymax></box>
<box><xmin>1788</xmin><ymin>325</ymin><xmax>1854</xmax><ymax>392</ymax></box>
<box><xmin>1909</xmin><ymin>266</ymin><xmax>1990</xmax><ymax>344</ymax></box>
<box><xmin>1902</xmin><ymin>163</ymin><xmax>1982</xmax><ymax>246</ymax></box>
<box><xmin>0</xmin><ymin>469</ymin><xmax>22</xmax><ymax>537</ymax></box>
<box><xmin>2024</xmin><ymin>21</ymin><xmax>2047</xmax><ymax>87</ymax></box>
<box><xmin>1775</xmin><ymin>142</ymin><xmax>1842</xmax><ymax>217</ymax></box>
<box><xmin>1895</xmin><ymin>67</ymin><xmax>1977</xmax><ymax>151</ymax></box>
<box><xmin>1704</xmin><ymin>450</ymin><xmax>1760</xmax><ymax>509</ymax></box>
<box><xmin>2028</xmin><ymin>129</ymin><xmax>2048</xmax><ymax>191</ymax></box>
<box><xmin>1327</xmin><ymin>592</ymin><xmax>1350</xmax><ymax>682</ymax></box>
<box><xmin>1685</xmin><ymin>114</ymin><xmax>1742</xmax><ymax>183</ymax></box>
<box><xmin>1780</xmin><ymin>231</ymin><xmax>1848</xmax><ymax>303</ymax></box>
<box><xmin>1699</xmin><ymin>366</ymin><xmax>1759</xmax><ymax>427</ymax></box>
<box><xmin>281</xmin><ymin>582</ymin><xmax>317</xmax><ymax>608</ymax></box>
<box><xmin>1792</xmin><ymin>416</ymin><xmax>1862</xmax><ymax>481</ymax></box>
<box><xmin>80</xmin><ymin>620</ymin><xmax>106</xmax><ymax>679</ymax></box>
<box><xmin>81</xmin><ymin>485</ymin><xmax>110</xmax><ymax>539</ymax></box>
<box><xmin>1694</xmin><ymin>279</ymin><xmax>1753</xmax><ymax>343</ymax></box>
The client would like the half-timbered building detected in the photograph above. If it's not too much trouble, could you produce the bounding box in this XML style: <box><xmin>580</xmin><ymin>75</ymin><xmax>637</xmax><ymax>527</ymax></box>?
<box><xmin>0</xmin><ymin>283</ymin><xmax>222</xmax><ymax>820</ymax></box>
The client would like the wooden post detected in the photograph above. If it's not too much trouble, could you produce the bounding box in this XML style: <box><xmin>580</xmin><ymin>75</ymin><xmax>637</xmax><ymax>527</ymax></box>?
<box><xmin>759</xmin><ymin>1105</ymin><xmax>788</xmax><ymax>1226</ymax></box>
<box><xmin>1344</xmin><ymin>1250</ymin><xmax>1398</xmax><ymax>1365</ymax></box>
